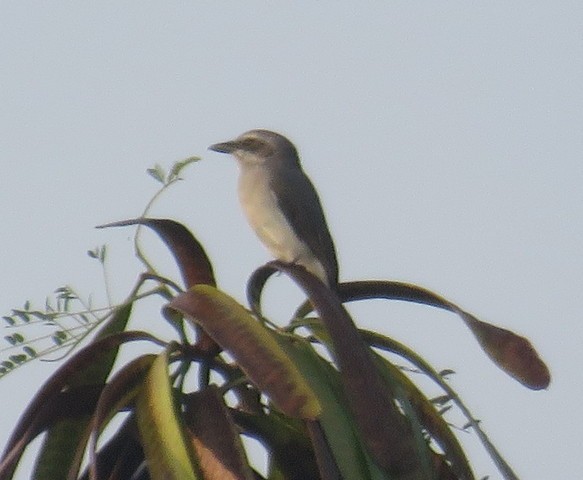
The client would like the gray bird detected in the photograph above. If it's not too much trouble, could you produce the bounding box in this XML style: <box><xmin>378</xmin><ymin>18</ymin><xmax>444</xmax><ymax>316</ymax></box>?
<box><xmin>209</xmin><ymin>129</ymin><xmax>338</xmax><ymax>287</ymax></box>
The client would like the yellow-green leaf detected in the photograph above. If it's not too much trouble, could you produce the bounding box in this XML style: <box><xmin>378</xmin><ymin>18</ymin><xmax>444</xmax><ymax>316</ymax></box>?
<box><xmin>135</xmin><ymin>350</ymin><xmax>199</xmax><ymax>480</ymax></box>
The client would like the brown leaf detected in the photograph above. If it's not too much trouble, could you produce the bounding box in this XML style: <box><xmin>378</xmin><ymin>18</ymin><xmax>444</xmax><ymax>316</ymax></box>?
<box><xmin>185</xmin><ymin>387</ymin><xmax>254</xmax><ymax>480</ymax></box>
<box><xmin>167</xmin><ymin>285</ymin><xmax>321</xmax><ymax>420</ymax></box>
<box><xmin>460</xmin><ymin>313</ymin><xmax>551</xmax><ymax>390</ymax></box>
<box><xmin>268</xmin><ymin>263</ymin><xmax>423</xmax><ymax>476</ymax></box>
<box><xmin>97</xmin><ymin>218</ymin><xmax>220</xmax><ymax>354</ymax></box>
<box><xmin>97</xmin><ymin>218</ymin><xmax>215</xmax><ymax>288</ymax></box>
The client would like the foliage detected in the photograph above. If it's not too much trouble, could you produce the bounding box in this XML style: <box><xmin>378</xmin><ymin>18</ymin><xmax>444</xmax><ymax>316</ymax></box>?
<box><xmin>0</xmin><ymin>160</ymin><xmax>550</xmax><ymax>480</ymax></box>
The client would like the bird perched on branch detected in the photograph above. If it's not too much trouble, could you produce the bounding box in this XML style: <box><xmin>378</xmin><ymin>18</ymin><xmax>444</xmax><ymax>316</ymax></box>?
<box><xmin>209</xmin><ymin>129</ymin><xmax>338</xmax><ymax>287</ymax></box>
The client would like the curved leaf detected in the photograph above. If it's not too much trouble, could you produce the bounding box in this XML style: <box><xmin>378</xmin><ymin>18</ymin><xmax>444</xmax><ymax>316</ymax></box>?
<box><xmin>97</xmin><ymin>218</ymin><xmax>215</xmax><ymax>288</ymax></box>
<box><xmin>232</xmin><ymin>409</ymin><xmax>322</xmax><ymax>480</ymax></box>
<box><xmin>88</xmin><ymin>355</ymin><xmax>156</xmax><ymax>478</ymax></box>
<box><xmin>97</xmin><ymin>218</ymin><xmax>220</xmax><ymax>354</ymax></box>
<box><xmin>0</xmin><ymin>320</ymin><xmax>151</xmax><ymax>479</ymax></box>
<box><xmin>0</xmin><ymin>386</ymin><xmax>103</xmax><ymax>480</ymax></box>
<box><xmin>459</xmin><ymin>311</ymin><xmax>550</xmax><ymax>390</ymax></box>
<box><xmin>293</xmin><ymin>318</ymin><xmax>471</xmax><ymax>479</ymax></box>
<box><xmin>135</xmin><ymin>349</ymin><xmax>199</xmax><ymax>480</ymax></box>
<box><xmin>266</xmin><ymin>262</ymin><xmax>422</xmax><ymax>477</ymax></box>
<box><xmin>167</xmin><ymin>285</ymin><xmax>321</xmax><ymax>420</ymax></box>
<box><xmin>33</xmin><ymin>303</ymin><xmax>135</xmax><ymax>480</ymax></box>
<box><xmin>272</xmin><ymin>334</ymin><xmax>386</xmax><ymax>480</ymax></box>
<box><xmin>246</xmin><ymin>264</ymin><xmax>278</xmax><ymax>318</ymax></box>
<box><xmin>299</xmin><ymin>280</ymin><xmax>550</xmax><ymax>390</ymax></box>
<box><xmin>361</xmin><ymin>328</ymin><xmax>519</xmax><ymax>480</ymax></box>
<box><xmin>78</xmin><ymin>416</ymin><xmax>144</xmax><ymax>480</ymax></box>
<box><xmin>168</xmin><ymin>156</ymin><xmax>200</xmax><ymax>182</ymax></box>
<box><xmin>184</xmin><ymin>387</ymin><xmax>254</xmax><ymax>480</ymax></box>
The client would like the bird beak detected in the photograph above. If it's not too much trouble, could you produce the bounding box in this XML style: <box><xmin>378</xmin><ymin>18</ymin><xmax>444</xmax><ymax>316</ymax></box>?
<box><xmin>208</xmin><ymin>140</ymin><xmax>237</xmax><ymax>154</ymax></box>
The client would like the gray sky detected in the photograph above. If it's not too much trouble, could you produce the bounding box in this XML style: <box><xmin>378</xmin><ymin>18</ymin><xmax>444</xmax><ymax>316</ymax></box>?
<box><xmin>1</xmin><ymin>3</ymin><xmax>581</xmax><ymax>478</ymax></box>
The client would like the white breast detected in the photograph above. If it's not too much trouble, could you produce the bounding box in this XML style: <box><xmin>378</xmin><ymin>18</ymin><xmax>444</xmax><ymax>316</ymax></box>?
<box><xmin>238</xmin><ymin>166</ymin><xmax>327</xmax><ymax>282</ymax></box>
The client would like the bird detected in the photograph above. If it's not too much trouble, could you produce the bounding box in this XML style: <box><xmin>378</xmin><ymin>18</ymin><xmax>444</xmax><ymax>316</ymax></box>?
<box><xmin>208</xmin><ymin>129</ymin><xmax>338</xmax><ymax>287</ymax></box>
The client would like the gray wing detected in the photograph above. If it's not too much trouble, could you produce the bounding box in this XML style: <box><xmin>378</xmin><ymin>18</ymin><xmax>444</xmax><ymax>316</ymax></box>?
<box><xmin>270</xmin><ymin>167</ymin><xmax>338</xmax><ymax>286</ymax></box>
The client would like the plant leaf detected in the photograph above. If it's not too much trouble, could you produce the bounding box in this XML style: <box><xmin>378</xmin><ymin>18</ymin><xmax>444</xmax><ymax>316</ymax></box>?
<box><xmin>96</xmin><ymin>218</ymin><xmax>215</xmax><ymax>289</ymax></box>
<box><xmin>246</xmin><ymin>264</ymin><xmax>278</xmax><ymax>318</ymax></box>
<box><xmin>167</xmin><ymin>285</ymin><xmax>321</xmax><ymax>420</ymax></box>
<box><xmin>147</xmin><ymin>164</ymin><xmax>166</xmax><ymax>184</ymax></box>
<box><xmin>184</xmin><ymin>386</ymin><xmax>254</xmax><ymax>480</ymax></box>
<box><xmin>272</xmin><ymin>333</ymin><xmax>386</xmax><ymax>480</ymax></box>
<box><xmin>135</xmin><ymin>349</ymin><xmax>199</xmax><ymax>480</ymax></box>
<box><xmin>0</xmin><ymin>329</ymin><xmax>159</xmax><ymax>479</ymax></box>
<box><xmin>232</xmin><ymin>409</ymin><xmax>322</xmax><ymax>480</ymax></box>
<box><xmin>79</xmin><ymin>415</ymin><xmax>144</xmax><ymax>480</ymax></box>
<box><xmin>268</xmin><ymin>262</ymin><xmax>423</xmax><ymax>477</ymax></box>
<box><xmin>360</xmin><ymin>328</ymin><xmax>519</xmax><ymax>480</ymax></box>
<box><xmin>30</xmin><ymin>303</ymin><xmax>134</xmax><ymax>480</ymax></box>
<box><xmin>88</xmin><ymin>354</ymin><xmax>156</xmax><ymax>478</ymax></box>
<box><xmin>96</xmin><ymin>218</ymin><xmax>219</xmax><ymax>354</ymax></box>
<box><xmin>296</xmin><ymin>317</ymin><xmax>472</xmax><ymax>479</ymax></box>
<box><xmin>300</xmin><ymin>280</ymin><xmax>551</xmax><ymax>390</ymax></box>
<box><xmin>168</xmin><ymin>156</ymin><xmax>200</xmax><ymax>182</ymax></box>
<box><xmin>458</xmin><ymin>311</ymin><xmax>550</xmax><ymax>390</ymax></box>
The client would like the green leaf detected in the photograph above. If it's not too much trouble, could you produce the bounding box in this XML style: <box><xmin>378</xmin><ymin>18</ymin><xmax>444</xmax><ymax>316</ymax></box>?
<box><xmin>168</xmin><ymin>156</ymin><xmax>200</xmax><ymax>182</ymax></box>
<box><xmin>11</xmin><ymin>310</ymin><xmax>30</xmax><ymax>323</ymax></box>
<box><xmin>147</xmin><ymin>163</ymin><xmax>166</xmax><ymax>184</ymax></box>
<box><xmin>9</xmin><ymin>355</ymin><xmax>26</xmax><ymax>364</ymax></box>
<box><xmin>135</xmin><ymin>349</ymin><xmax>199</xmax><ymax>480</ymax></box>
<box><xmin>30</xmin><ymin>305</ymin><xmax>134</xmax><ymax>480</ymax></box>
<box><xmin>0</xmin><ymin>330</ymin><xmax>159</xmax><ymax>480</ymax></box>
<box><xmin>31</xmin><ymin>418</ymin><xmax>90</xmax><ymax>480</ymax></box>
<box><xmin>272</xmin><ymin>333</ymin><xmax>386</xmax><ymax>480</ymax></box>
<box><xmin>295</xmin><ymin>317</ymin><xmax>461</xmax><ymax>479</ymax></box>
<box><xmin>232</xmin><ymin>409</ymin><xmax>321</xmax><ymax>480</ymax></box>
<box><xmin>361</xmin><ymin>328</ymin><xmax>518</xmax><ymax>480</ymax></box>
<box><xmin>23</xmin><ymin>346</ymin><xmax>37</xmax><ymax>358</ymax></box>
<box><xmin>270</xmin><ymin>262</ymin><xmax>421</xmax><ymax>476</ymax></box>
<box><xmin>88</xmin><ymin>355</ymin><xmax>156</xmax><ymax>477</ymax></box>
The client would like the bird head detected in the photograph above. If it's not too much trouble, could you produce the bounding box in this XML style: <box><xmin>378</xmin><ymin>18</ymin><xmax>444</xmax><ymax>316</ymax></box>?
<box><xmin>209</xmin><ymin>129</ymin><xmax>300</xmax><ymax>168</ymax></box>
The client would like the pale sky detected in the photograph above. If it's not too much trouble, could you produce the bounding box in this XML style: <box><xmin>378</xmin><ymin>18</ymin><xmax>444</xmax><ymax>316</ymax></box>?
<box><xmin>1</xmin><ymin>3</ymin><xmax>582</xmax><ymax>479</ymax></box>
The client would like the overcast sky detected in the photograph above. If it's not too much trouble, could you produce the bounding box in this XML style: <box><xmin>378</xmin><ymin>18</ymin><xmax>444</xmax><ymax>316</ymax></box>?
<box><xmin>1</xmin><ymin>3</ymin><xmax>581</xmax><ymax>479</ymax></box>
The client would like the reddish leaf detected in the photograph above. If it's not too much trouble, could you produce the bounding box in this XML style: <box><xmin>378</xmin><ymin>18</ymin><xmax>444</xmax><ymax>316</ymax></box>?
<box><xmin>0</xmin><ymin>386</ymin><xmax>102</xmax><ymax>479</ymax></box>
<box><xmin>168</xmin><ymin>285</ymin><xmax>321</xmax><ymax>420</ymax></box>
<box><xmin>78</xmin><ymin>416</ymin><xmax>145</xmax><ymax>480</ymax></box>
<box><xmin>97</xmin><ymin>218</ymin><xmax>220</xmax><ymax>354</ymax></box>
<box><xmin>97</xmin><ymin>218</ymin><xmax>215</xmax><ymax>288</ymax></box>
<box><xmin>268</xmin><ymin>262</ymin><xmax>423</xmax><ymax>476</ymax></box>
<box><xmin>184</xmin><ymin>387</ymin><xmax>254</xmax><ymax>480</ymax></box>
<box><xmin>460</xmin><ymin>313</ymin><xmax>551</xmax><ymax>390</ymax></box>
<box><xmin>88</xmin><ymin>355</ymin><xmax>157</xmax><ymax>478</ymax></box>
<box><xmin>246</xmin><ymin>264</ymin><xmax>278</xmax><ymax>317</ymax></box>
<box><xmin>317</xmin><ymin>280</ymin><xmax>550</xmax><ymax>390</ymax></box>
<box><xmin>0</xmin><ymin>330</ymin><xmax>159</xmax><ymax>479</ymax></box>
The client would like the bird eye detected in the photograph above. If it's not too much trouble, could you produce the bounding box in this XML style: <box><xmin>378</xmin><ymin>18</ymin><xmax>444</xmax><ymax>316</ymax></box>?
<box><xmin>241</xmin><ymin>138</ymin><xmax>261</xmax><ymax>149</ymax></box>
<box><xmin>241</xmin><ymin>138</ymin><xmax>273</xmax><ymax>156</ymax></box>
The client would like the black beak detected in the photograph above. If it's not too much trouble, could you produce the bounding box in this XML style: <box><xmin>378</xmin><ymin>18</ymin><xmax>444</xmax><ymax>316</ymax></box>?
<box><xmin>208</xmin><ymin>140</ymin><xmax>238</xmax><ymax>154</ymax></box>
